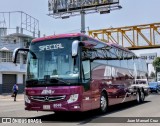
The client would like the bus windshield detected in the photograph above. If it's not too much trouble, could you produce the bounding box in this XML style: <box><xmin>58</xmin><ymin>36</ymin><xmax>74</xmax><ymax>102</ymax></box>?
<box><xmin>26</xmin><ymin>37</ymin><xmax>80</xmax><ymax>86</ymax></box>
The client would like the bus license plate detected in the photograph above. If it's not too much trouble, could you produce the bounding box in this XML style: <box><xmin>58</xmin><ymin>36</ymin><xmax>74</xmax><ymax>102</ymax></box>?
<box><xmin>43</xmin><ymin>105</ymin><xmax>50</xmax><ymax>110</ymax></box>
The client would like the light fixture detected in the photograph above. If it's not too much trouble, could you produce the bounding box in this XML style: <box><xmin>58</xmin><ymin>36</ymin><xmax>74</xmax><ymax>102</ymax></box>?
<box><xmin>100</xmin><ymin>10</ymin><xmax>110</xmax><ymax>14</ymax></box>
<box><xmin>62</xmin><ymin>16</ymin><xmax>70</xmax><ymax>19</ymax></box>
<box><xmin>118</xmin><ymin>5</ymin><xmax>122</xmax><ymax>9</ymax></box>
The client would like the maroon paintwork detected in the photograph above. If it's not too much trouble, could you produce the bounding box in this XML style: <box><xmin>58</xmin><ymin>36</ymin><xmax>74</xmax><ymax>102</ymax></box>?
<box><xmin>25</xmin><ymin>33</ymin><xmax>146</xmax><ymax>112</ymax></box>
<box><xmin>33</xmin><ymin>33</ymin><xmax>92</xmax><ymax>43</ymax></box>
<box><xmin>25</xmin><ymin>86</ymin><xmax>84</xmax><ymax>111</ymax></box>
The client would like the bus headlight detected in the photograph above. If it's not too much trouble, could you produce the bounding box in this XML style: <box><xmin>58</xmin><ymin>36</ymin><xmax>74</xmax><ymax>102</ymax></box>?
<box><xmin>67</xmin><ymin>94</ymin><xmax>79</xmax><ymax>104</ymax></box>
<box><xmin>24</xmin><ymin>95</ymin><xmax>31</xmax><ymax>104</ymax></box>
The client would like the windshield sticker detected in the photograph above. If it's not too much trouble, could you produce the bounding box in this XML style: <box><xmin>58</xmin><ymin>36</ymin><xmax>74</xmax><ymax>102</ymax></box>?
<box><xmin>39</xmin><ymin>44</ymin><xmax>64</xmax><ymax>51</ymax></box>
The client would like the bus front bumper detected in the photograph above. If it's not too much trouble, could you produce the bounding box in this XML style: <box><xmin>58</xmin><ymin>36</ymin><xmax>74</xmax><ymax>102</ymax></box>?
<box><xmin>25</xmin><ymin>100</ymin><xmax>82</xmax><ymax>112</ymax></box>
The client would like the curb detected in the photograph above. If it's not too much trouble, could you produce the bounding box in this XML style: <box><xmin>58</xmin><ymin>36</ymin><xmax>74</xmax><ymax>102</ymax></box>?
<box><xmin>0</xmin><ymin>99</ymin><xmax>24</xmax><ymax>101</ymax></box>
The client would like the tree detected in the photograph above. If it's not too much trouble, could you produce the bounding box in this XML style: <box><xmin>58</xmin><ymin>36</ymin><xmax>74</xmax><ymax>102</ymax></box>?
<box><xmin>153</xmin><ymin>57</ymin><xmax>160</xmax><ymax>70</ymax></box>
<box><xmin>150</xmin><ymin>71</ymin><xmax>155</xmax><ymax>79</ymax></box>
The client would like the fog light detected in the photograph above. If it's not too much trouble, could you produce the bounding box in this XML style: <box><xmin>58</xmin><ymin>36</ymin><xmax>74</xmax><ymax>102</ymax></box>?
<box><xmin>74</xmin><ymin>106</ymin><xmax>80</xmax><ymax>109</ymax></box>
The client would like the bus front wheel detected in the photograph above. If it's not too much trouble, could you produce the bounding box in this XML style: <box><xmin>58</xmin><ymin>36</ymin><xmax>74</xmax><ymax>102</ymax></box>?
<box><xmin>100</xmin><ymin>92</ymin><xmax>108</xmax><ymax>113</ymax></box>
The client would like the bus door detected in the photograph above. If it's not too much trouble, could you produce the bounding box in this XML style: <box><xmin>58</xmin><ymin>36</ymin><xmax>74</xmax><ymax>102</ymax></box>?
<box><xmin>81</xmin><ymin>60</ymin><xmax>92</xmax><ymax>111</ymax></box>
<box><xmin>82</xmin><ymin>60</ymin><xmax>100</xmax><ymax>110</ymax></box>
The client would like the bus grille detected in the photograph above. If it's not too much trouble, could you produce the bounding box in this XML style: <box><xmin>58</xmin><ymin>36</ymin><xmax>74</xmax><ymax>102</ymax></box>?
<box><xmin>30</xmin><ymin>95</ymin><xmax>66</xmax><ymax>102</ymax></box>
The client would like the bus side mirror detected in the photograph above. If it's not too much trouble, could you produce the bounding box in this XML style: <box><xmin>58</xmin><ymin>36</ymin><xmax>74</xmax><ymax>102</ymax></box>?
<box><xmin>12</xmin><ymin>48</ymin><xmax>29</xmax><ymax>63</ymax></box>
<box><xmin>72</xmin><ymin>40</ymin><xmax>79</xmax><ymax>57</ymax></box>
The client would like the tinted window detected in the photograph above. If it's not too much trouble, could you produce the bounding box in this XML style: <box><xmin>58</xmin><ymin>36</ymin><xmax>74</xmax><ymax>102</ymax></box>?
<box><xmin>27</xmin><ymin>37</ymin><xmax>80</xmax><ymax>86</ymax></box>
<box><xmin>128</xmin><ymin>59</ymin><xmax>134</xmax><ymax>70</ymax></box>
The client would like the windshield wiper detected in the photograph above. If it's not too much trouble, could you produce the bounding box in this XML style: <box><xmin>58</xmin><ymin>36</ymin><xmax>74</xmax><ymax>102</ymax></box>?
<box><xmin>51</xmin><ymin>78</ymin><xmax>70</xmax><ymax>85</ymax></box>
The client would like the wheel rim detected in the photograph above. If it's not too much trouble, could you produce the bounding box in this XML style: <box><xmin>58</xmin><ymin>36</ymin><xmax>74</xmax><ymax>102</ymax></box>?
<box><xmin>101</xmin><ymin>95</ymin><xmax>107</xmax><ymax>111</ymax></box>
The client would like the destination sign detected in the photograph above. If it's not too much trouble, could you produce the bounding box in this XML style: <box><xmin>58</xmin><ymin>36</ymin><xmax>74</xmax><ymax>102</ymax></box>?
<box><xmin>39</xmin><ymin>43</ymin><xmax>64</xmax><ymax>51</ymax></box>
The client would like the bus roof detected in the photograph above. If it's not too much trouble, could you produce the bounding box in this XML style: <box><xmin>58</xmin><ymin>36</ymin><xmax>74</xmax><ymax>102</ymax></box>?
<box><xmin>32</xmin><ymin>33</ymin><xmax>86</xmax><ymax>42</ymax></box>
<box><xmin>32</xmin><ymin>33</ymin><xmax>134</xmax><ymax>55</ymax></box>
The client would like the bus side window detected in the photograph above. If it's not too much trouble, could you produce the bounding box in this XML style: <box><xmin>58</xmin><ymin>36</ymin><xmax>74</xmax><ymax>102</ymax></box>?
<box><xmin>82</xmin><ymin>60</ymin><xmax>91</xmax><ymax>81</ymax></box>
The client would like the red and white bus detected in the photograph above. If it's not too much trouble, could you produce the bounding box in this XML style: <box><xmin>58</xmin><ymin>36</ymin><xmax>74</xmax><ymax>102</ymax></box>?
<box><xmin>13</xmin><ymin>33</ymin><xmax>149</xmax><ymax>113</ymax></box>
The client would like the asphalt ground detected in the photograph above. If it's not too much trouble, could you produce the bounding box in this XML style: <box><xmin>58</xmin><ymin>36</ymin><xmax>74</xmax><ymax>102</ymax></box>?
<box><xmin>0</xmin><ymin>93</ymin><xmax>160</xmax><ymax>126</ymax></box>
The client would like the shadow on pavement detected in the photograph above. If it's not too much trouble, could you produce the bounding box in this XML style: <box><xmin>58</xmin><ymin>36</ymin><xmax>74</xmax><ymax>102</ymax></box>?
<box><xmin>29</xmin><ymin>100</ymin><xmax>151</xmax><ymax>124</ymax></box>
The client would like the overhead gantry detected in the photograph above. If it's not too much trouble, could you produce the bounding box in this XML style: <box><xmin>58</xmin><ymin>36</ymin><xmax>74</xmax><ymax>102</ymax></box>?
<box><xmin>88</xmin><ymin>22</ymin><xmax>160</xmax><ymax>50</ymax></box>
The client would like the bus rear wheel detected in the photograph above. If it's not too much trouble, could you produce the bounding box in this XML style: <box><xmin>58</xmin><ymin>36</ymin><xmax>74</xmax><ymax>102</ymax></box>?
<box><xmin>136</xmin><ymin>90</ymin><xmax>141</xmax><ymax>103</ymax></box>
<box><xmin>136</xmin><ymin>89</ymin><xmax>145</xmax><ymax>103</ymax></box>
<box><xmin>140</xmin><ymin>90</ymin><xmax>145</xmax><ymax>102</ymax></box>
<box><xmin>100</xmin><ymin>92</ymin><xmax>108</xmax><ymax>113</ymax></box>
<box><xmin>157</xmin><ymin>90</ymin><xmax>160</xmax><ymax>94</ymax></box>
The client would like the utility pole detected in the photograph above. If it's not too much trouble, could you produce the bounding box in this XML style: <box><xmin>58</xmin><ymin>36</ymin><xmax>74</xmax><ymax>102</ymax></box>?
<box><xmin>80</xmin><ymin>11</ymin><xmax>86</xmax><ymax>34</ymax></box>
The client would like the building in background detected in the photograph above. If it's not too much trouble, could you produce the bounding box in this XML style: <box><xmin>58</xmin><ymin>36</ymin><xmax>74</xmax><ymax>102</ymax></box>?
<box><xmin>0</xmin><ymin>11</ymin><xmax>40</xmax><ymax>94</ymax></box>
<box><xmin>132</xmin><ymin>49</ymin><xmax>159</xmax><ymax>81</ymax></box>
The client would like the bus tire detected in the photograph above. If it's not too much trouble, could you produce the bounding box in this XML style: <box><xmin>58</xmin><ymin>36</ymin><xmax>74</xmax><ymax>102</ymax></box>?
<box><xmin>136</xmin><ymin>90</ymin><xmax>141</xmax><ymax>104</ymax></box>
<box><xmin>157</xmin><ymin>90</ymin><xmax>160</xmax><ymax>94</ymax></box>
<box><xmin>140</xmin><ymin>89</ymin><xmax>145</xmax><ymax>102</ymax></box>
<box><xmin>99</xmin><ymin>92</ymin><xmax>108</xmax><ymax>113</ymax></box>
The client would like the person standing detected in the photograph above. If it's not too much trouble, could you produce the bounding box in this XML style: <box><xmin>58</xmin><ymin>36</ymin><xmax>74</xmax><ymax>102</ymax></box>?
<box><xmin>12</xmin><ymin>84</ymin><xmax>18</xmax><ymax>101</ymax></box>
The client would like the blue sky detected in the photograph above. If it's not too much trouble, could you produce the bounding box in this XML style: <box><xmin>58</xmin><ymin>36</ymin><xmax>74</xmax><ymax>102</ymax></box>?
<box><xmin>0</xmin><ymin>0</ymin><xmax>160</xmax><ymax>36</ymax></box>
